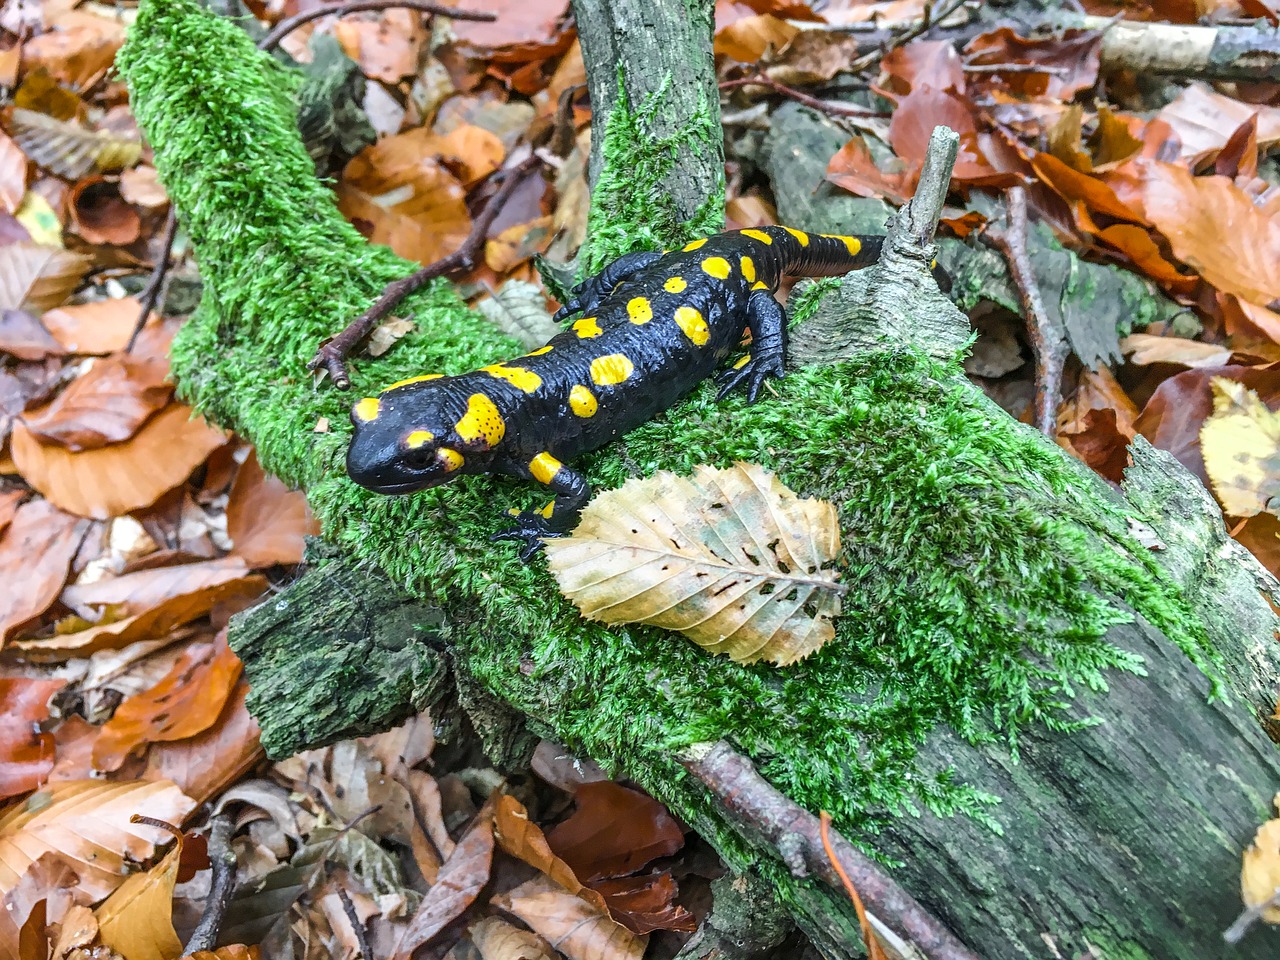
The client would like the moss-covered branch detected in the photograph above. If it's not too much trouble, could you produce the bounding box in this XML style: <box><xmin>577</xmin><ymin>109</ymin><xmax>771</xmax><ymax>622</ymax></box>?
<box><xmin>120</xmin><ymin>1</ymin><xmax>1280</xmax><ymax>955</ymax></box>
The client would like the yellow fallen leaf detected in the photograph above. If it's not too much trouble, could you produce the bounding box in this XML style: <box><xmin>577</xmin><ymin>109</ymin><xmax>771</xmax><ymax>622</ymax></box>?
<box><xmin>1200</xmin><ymin>377</ymin><xmax>1280</xmax><ymax>518</ymax></box>
<box><xmin>96</xmin><ymin>832</ymin><xmax>183</xmax><ymax>960</ymax></box>
<box><xmin>544</xmin><ymin>462</ymin><xmax>844</xmax><ymax>666</ymax></box>
<box><xmin>1242</xmin><ymin>794</ymin><xmax>1280</xmax><ymax>924</ymax></box>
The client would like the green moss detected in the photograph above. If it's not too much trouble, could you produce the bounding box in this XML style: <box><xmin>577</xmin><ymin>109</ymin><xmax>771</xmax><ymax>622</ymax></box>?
<box><xmin>579</xmin><ymin>68</ymin><xmax>724</xmax><ymax>276</ymax></box>
<box><xmin>121</xmin><ymin>0</ymin><xmax>1219</xmax><ymax>877</ymax></box>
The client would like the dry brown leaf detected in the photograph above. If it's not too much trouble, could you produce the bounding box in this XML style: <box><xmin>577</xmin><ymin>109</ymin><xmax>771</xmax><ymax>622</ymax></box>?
<box><xmin>0</xmin><ymin>129</ymin><xmax>27</xmax><ymax>215</ymax></box>
<box><xmin>493</xmin><ymin>874</ymin><xmax>645</xmax><ymax>960</ymax></box>
<box><xmin>1156</xmin><ymin>83</ymin><xmax>1280</xmax><ymax>167</ymax></box>
<box><xmin>392</xmin><ymin>796</ymin><xmax>496</xmax><ymax>960</ymax></box>
<box><xmin>1120</xmin><ymin>334</ymin><xmax>1234</xmax><ymax>369</ymax></box>
<box><xmin>95</xmin><ymin>832</ymin><xmax>184</xmax><ymax>960</ymax></box>
<box><xmin>41</xmin><ymin>297</ymin><xmax>142</xmax><ymax>354</ymax></box>
<box><xmin>182</xmin><ymin>947</ymin><xmax>262</xmax><ymax>960</ymax></box>
<box><xmin>0</xmin><ymin>497</ymin><xmax>90</xmax><ymax>642</ymax></box>
<box><xmin>12</xmin><ymin>572</ymin><xmax>266</xmax><ymax>660</ymax></box>
<box><xmin>119</xmin><ymin>166</ymin><xmax>168</xmax><ymax>209</ymax></box>
<box><xmin>544</xmin><ymin>463</ymin><xmax>844</xmax><ymax>665</ymax></box>
<box><xmin>366</xmin><ymin>317</ymin><xmax>415</xmax><ymax>357</ymax></box>
<box><xmin>7</xmin><ymin>109</ymin><xmax>142</xmax><ymax>180</ymax></box>
<box><xmin>0</xmin><ymin>779</ymin><xmax>196</xmax><ymax>903</ymax></box>
<box><xmin>429</xmin><ymin>124</ymin><xmax>506</xmax><ymax>186</ymax></box>
<box><xmin>0</xmin><ymin>678</ymin><xmax>64</xmax><ymax>802</ymax></box>
<box><xmin>0</xmin><ymin>307</ymin><xmax>67</xmax><ymax>360</ymax></box>
<box><xmin>493</xmin><ymin>793</ymin><xmax>607</xmax><ymax>912</ymax></box>
<box><xmin>714</xmin><ymin>14</ymin><xmax>798</xmax><ymax>62</ymax></box>
<box><xmin>70</xmin><ymin>176</ymin><xmax>142</xmax><ymax>246</ymax></box>
<box><xmin>60</xmin><ymin>556</ymin><xmax>252</xmax><ymax>618</ymax></box>
<box><xmin>0</xmin><ymin>243</ymin><xmax>91</xmax><ymax>313</ymax></box>
<box><xmin>226</xmin><ymin>451</ymin><xmax>319</xmax><ymax>568</ymax></box>
<box><xmin>332</xmin><ymin>9</ymin><xmax>425</xmax><ymax>84</ymax></box>
<box><xmin>1242</xmin><ymin>794</ymin><xmax>1280</xmax><ymax>923</ymax></box>
<box><xmin>485</xmin><ymin>216</ymin><xmax>554</xmax><ymax>273</ymax></box>
<box><xmin>337</xmin><ymin>132</ymin><xmax>471</xmax><ymax>266</ymax></box>
<box><xmin>1201</xmin><ymin>377</ymin><xmax>1280</xmax><ymax>518</ymax></box>
<box><xmin>469</xmin><ymin>916</ymin><xmax>556</xmax><ymax>960</ymax></box>
<box><xmin>545</xmin><ymin>782</ymin><xmax>683</xmax><ymax>884</ymax></box>
<box><xmin>21</xmin><ymin>353</ymin><xmax>172</xmax><ymax>450</ymax></box>
<box><xmin>11</xmin><ymin>403</ymin><xmax>228</xmax><ymax>520</ymax></box>
<box><xmin>21</xmin><ymin>15</ymin><xmax>124</xmax><ymax>90</ymax></box>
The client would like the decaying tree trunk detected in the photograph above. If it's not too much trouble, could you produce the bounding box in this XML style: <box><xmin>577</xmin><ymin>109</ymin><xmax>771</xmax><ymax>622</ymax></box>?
<box><xmin>119</xmin><ymin>0</ymin><xmax>1280</xmax><ymax>957</ymax></box>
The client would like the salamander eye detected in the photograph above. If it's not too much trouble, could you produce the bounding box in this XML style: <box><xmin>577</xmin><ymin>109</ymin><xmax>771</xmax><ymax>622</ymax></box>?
<box><xmin>401</xmin><ymin>446</ymin><xmax>436</xmax><ymax>470</ymax></box>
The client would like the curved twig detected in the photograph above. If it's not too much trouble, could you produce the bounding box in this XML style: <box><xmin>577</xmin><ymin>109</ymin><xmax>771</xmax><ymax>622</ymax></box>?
<box><xmin>259</xmin><ymin>0</ymin><xmax>496</xmax><ymax>52</ymax></box>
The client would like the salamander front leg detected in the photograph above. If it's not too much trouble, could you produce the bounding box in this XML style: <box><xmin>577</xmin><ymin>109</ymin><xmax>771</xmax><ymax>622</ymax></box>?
<box><xmin>552</xmin><ymin>251</ymin><xmax>663</xmax><ymax>321</ymax></box>
<box><xmin>491</xmin><ymin>452</ymin><xmax>590</xmax><ymax>561</ymax></box>
<box><xmin>715</xmin><ymin>290</ymin><xmax>788</xmax><ymax>403</ymax></box>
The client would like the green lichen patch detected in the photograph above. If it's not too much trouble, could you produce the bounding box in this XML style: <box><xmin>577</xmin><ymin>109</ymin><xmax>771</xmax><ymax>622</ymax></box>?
<box><xmin>121</xmin><ymin>0</ymin><xmax>1218</xmax><ymax>874</ymax></box>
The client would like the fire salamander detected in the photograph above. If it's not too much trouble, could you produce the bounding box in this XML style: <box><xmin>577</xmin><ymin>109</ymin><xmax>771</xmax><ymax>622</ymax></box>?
<box><xmin>346</xmin><ymin>225</ymin><xmax>901</xmax><ymax>559</ymax></box>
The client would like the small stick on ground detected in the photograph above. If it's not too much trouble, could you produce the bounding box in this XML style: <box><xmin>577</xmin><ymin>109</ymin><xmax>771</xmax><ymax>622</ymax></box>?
<box><xmin>307</xmin><ymin>155</ymin><xmax>542</xmax><ymax>389</ymax></box>
<box><xmin>184</xmin><ymin>812</ymin><xmax>238</xmax><ymax>954</ymax></box>
<box><xmin>336</xmin><ymin>882</ymin><xmax>373</xmax><ymax>958</ymax></box>
<box><xmin>129</xmin><ymin>0</ymin><xmax>499</xmax><ymax>350</ymax></box>
<box><xmin>846</xmin><ymin>0</ymin><xmax>972</xmax><ymax>75</ymax></box>
<box><xmin>719</xmin><ymin>72</ymin><xmax>883</xmax><ymax>119</ymax></box>
<box><xmin>989</xmin><ymin>186</ymin><xmax>1070</xmax><ymax>436</ymax></box>
<box><xmin>680</xmin><ymin>741</ymin><xmax>980</xmax><ymax>960</ymax></box>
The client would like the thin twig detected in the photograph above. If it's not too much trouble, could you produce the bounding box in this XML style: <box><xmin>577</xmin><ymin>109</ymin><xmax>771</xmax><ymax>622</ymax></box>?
<box><xmin>259</xmin><ymin>0</ymin><xmax>495</xmax><ymax>51</ymax></box>
<box><xmin>336</xmin><ymin>882</ymin><xmax>373</xmax><ymax>958</ymax></box>
<box><xmin>680</xmin><ymin>741</ymin><xmax>980</xmax><ymax>960</ymax></box>
<box><xmin>184</xmin><ymin>813</ymin><xmax>238</xmax><ymax>954</ymax></box>
<box><xmin>719</xmin><ymin>73</ymin><xmax>883</xmax><ymax>119</ymax></box>
<box><xmin>846</xmin><ymin>0</ymin><xmax>972</xmax><ymax>74</ymax></box>
<box><xmin>963</xmin><ymin>63</ymin><xmax>1070</xmax><ymax>75</ymax></box>
<box><xmin>989</xmin><ymin>186</ymin><xmax>1070</xmax><ymax>436</ymax></box>
<box><xmin>307</xmin><ymin>155</ymin><xmax>542</xmax><ymax>389</ymax></box>
<box><xmin>126</xmin><ymin>206</ymin><xmax>178</xmax><ymax>354</ymax></box>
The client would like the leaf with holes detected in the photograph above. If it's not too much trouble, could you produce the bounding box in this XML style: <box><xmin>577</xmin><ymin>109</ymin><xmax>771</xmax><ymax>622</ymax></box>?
<box><xmin>544</xmin><ymin>463</ymin><xmax>844</xmax><ymax>665</ymax></box>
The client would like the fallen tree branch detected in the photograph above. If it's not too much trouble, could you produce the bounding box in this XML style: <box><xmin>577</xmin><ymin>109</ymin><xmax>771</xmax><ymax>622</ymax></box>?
<box><xmin>183</xmin><ymin>813</ymin><xmax>237</xmax><ymax>954</ymax></box>
<box><xmin>720</xmin><ymin>72</ymin><xmax>883</xmax><ymax>119</ymax></box>
<box><xmin>306</xmin><ymin>155</ymin><xmax>542</xmax><ymax>389</ymax></box>
<box><xmin>680</xmin><ymin>741</ymin><xmax>980</xmax><ymax>960</ymax></box>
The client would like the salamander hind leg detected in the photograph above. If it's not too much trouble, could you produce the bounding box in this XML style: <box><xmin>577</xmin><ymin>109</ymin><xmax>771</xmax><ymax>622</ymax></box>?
<box><xmin>552</xmin><ymin>251</ymin><xmax>663</xmax><ymax>321</ymax></box>
<box><xmin>715</xmin><ymin>290</ymin><xmax>788</xmax><ymax>403</ymax></box>
<box><xmin>490</xmin><ymin>453</ymin><xmax>590</xmax><ymax>561</ymax></box>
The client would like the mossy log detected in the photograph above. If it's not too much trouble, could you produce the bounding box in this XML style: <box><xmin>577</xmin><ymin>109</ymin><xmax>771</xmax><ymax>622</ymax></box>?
<box><xmin>120</xmin><ymin>1</ymin><xmax>1280</xmax><ymax>957</ymax></box>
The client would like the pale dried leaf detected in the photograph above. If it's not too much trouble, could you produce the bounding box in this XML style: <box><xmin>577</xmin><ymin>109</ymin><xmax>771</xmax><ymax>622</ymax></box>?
<box><xmin>493</xmin><ymin>793</ymin><xmax>606</xmax><ymax>912</ymax></box>
<box><xmin>0</xmin><ymin>243</ymin><xmax>91</xmax><ymax>313</ymax></box>
<box><xmin>493</xmin><ymin>874</ymin><xmax>645</xmax><ymax>960</ymax></box>
<box><xmin>544</xmin><ymin>463</ymin><xmax>843</xmax><ymax>665</ymax></box>
<box><xmin>469</xmin><ymin>916</ymin><xmax>556</xmax><ymax>960</ymax></box>
<box><xmin>476</xmin><ymin>280</ymin><xmax>559</xmax><ymax>349</ymax></box>
<box><xmin>0</xmin><ymin>779</ymin><xmax>196</xmax><ymax>903</ymax></box>
<box><xmin>10</xmin><ymin>403</ymin><xmax>228</xmax><ymax>520</ymax></box>
<box><xmin>8</xmin><ymin>108</ymin><xmax>141</xmax><ymax>180</ymax></box>
<box><xmin>95</xmin><ymin>836</ymin><xmax>183</xmax><ymax>960</ymax></box>
<box><xmin>1120</xmin><ymin>334</ymin><xmax>1233</xmax><ymax>369</ymax></box>
<box><xmin>1201</xmin><ymin>378</ymin><xmax>1280</xmax><ymax>518</ymax></box>
<box><xmin>1242</xmin><ymin>795</ymin><xmax>1280</xmax><ymax>923</ymax></box>
<box><xmin>367</xmin><ymin>317</ymin><xmax>415</xmax><ymax>358</ymax></box>
<box><xmin>0</xmin><ymin>129</ymin><xmax>27</xmax><ymax>214</ymax></box>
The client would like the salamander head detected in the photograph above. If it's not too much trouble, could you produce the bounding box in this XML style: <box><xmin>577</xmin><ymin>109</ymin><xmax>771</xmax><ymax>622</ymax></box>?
<box><xmin>346</xmin><ymin>387</ymin><xmax>468</xmax><ymax>495</ymax></box>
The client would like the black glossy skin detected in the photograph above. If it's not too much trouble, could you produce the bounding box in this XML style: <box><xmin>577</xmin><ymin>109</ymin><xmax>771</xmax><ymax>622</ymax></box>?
<box><xmin>346</xmin><ymin>225</ymin><xmax>886</xmax><ymax>559</ymax></box>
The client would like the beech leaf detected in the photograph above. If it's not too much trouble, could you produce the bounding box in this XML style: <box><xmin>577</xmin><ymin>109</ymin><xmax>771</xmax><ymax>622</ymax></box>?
<box><xmin>95</xmin><ymin>832</ymin><xmax>184</xmax><ymax>960</ymax></box>
<box><xmin>544</xmin><ymin>462</ymin><xmax>844</xmax><ymax>665</ymax></box>
<box><xmin>0</xmin><ymin>243</ymin><xmax>91</xmax><ymax>313</ymax></box>
<box><xmin>493</xmin><ymin>874</ymin><xmax>645</xmax><ymax>960</ymax></box>
<box><xmin>8</xmin><ymin>109</ymin><xmax>142</xmax><ymax>180</ymax></box>
<box><xmin>469</xmin><ymin>916</ymin><xmax>557</xmax><ymax>960</ymax></box>
<box><xmin>1200</xmin><ymin>377</ymin><xmax>1280</xmax><ymax>518</ymax></box>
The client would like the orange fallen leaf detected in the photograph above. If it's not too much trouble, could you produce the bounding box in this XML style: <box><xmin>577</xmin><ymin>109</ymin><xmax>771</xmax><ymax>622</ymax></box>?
<box><xmin>0</xmin><ymin>779</ymin><xmax>196</xmax><ymax>904</ymax></box>
<box><xmin>493</xmin><ymin>874</ymin><xmax>645</xmax><ymax>960</ymax></box>
<box><xmin>21</xmin><ymin>353</ymin><xmax>172</xmax><ymax>450</ymax></box>
<box><xmin>715</xmin><ymin>13</ymin><xmax>798</xmax><ymax>62</ymax></box>
<box><xmin>0</xmin><ymin>497</ymin><xmax>91</xmax><ymax>642</ymax></box>
<box><xmin>445</xmin><ymin>0</ymin><xmax>574</xmax><ymax>63</ymax></box>
<box><xmin>493</xmin><ymin>793</ymin><xmax>607</xmax><ymax>912</ymax></box>
<box><xmin>91</xmin><ymin>636</ymin><xmax>244</xmax><ymax>771</ymax></box>
<box><xmin>20</xmin><ymin>15</ymin><xmax>124</xmax><ymax>91</ymax></box>
<box><xmin>41</xmin><ymin>297</ymin><xmax>145</xmax><ymax>354</ymax></box>
<box><xmin>10</xmin><ymin>403</ymin><xmax>228</xmax><ymax>520</ymax></box>
<box><xmin>1156</xmin><ymin>82</ymin><xmax>1280</xmax><ymax>167</ymax></box>
<box><xmin>69</xmin><ymin>176</ymin><xmax>142</xmax><ymax>246</ymax></box>
<box><xmin>547</xmin><ymin>782</ymin><xmax>684</xmax><ymax>884</ymax></box>
<box><xmin>429</xmin><ymin>124</ymin><xmax>506</xmax><ymax>187</ymax></box>
<box><xmin>332</xmin><ymin>9</ymin><xmax>425</xmax><ymax>84</ymax></box>
<box><xmin>60</xmin><ymin>556</ymin><xmax>252</xmax><ymax>618</ymax></box>
<box><xmin>0</xmin><ymin>678</ymin><xmax>65</xmax><ymax>801</ymax></box>
<box><xmin>226</xmin><ymin>450</ymin><xmax>319</xmax><ymax>568</ymax></box>
<box><xmin>485</xmin><ymin>215</ymin><xmax>554</xmax><ymax>274</ymax></box>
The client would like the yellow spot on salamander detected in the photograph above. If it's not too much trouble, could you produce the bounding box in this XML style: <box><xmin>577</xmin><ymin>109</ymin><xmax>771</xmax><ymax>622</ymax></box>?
<box><xmin>353</xmin><ymin>398</ymin><xmax>380</xmax><ymax>422</ymax></box>
<box><xmin>438</xmin><ymin>447</ymin><xmax>464</xmax><ymax>472</ymax></box>
<box><xmin>569</xmin><ymin>384</ymin><xmax>598</xmax><ymax>418</ymax></box>
<box><xmin>701</xmin><ymin>256</ymin><xmax>731</xmax><ymax>280</ymax></box>
<box><xmin>733</xmin><ymin>354</ymin><xmax>751</xmax><ymax>369</ymax></box>
<box><xmin>405</xmin><ymin>429</ymin><xmax>434</xmax><ymax>449</ymax></box>
<box><xmin>529</xmin><ymin>451</ymin><xmax>563</xmax><ymax>485</ymax></box>
<box><xmin>573</xmin><ymin>316</ymin><xmax>602</xmax><ymax>338</ymax></box>
<box><xmin>526</xmin><ymin>345</ymin><xmax>553</xmax><ymax>356</ymax></box>
<box><xmin>538</xmin><ymin>500</ymin><xmax>555</xmax><ymax>519</ymax></box>
<box><xmin>627</xmin><ymin>296</ymin><xmax>653</xmax><ymax>324</ymax></box>
<box><xmin>683</xmin><ymin>238</ymin><xmax>708</xmax><ymax>251</ymax></box>
<box><xmin>674</xmin><ymin>306</ymin><xmax>709</xmax><ymax>346</ymax></box>
<box><xmin>481</xmin><ymin>363</ymin><xmax>542</xmax><ymax>393</ymax></box>
<box><xmin>455</xmin><ymin>393</ymin><xmax>505</xmax><ymax>449</ymax></box>
<box><xmin>741</xmin><ymin>228</ymin><xmax>772</xmax><ymax>244</ymax></box>
<box><xmin>590</xmin><ymin>354</ymin><xmax>635</xmax><ymax>386</ymax></box>
<box><xmin>740</xmin><ymin>256</ymin><xmax>757</xmax><ymax>284</ymax></box>
<box><xmin>824</xmin><ymin>234</ymin><xmax>862</xmax><ymax>256</ymax></box>
<box><xmin>751</xmin><ymin>281</ymin><xmax>769</xmax><ymax>291</ymax></box>
<box><xmin>384</xmin><ymin>373</ymin><xmax>444</xmax><ymax>392</ymax></box>
<box><xmin>664</xmin><ymin>276</ymin><xmax>687</xmax><ymax>294</ymax></box>
<box><xmin>930</xmin><ymin>258</ymin><xmax>938</xmax><ymax>270</ymax></box>
<box><xmin>784</xmin><ymin>227</ymin><xmax>810</xmax><ymax>246</ymax></box>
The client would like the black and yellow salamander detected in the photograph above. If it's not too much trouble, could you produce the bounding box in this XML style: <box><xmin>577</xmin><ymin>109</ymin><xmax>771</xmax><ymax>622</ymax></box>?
<box><xmin>347</xmin><ymin>225</ymin><xmax>896</xmax><ymax>559</ymax></box>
